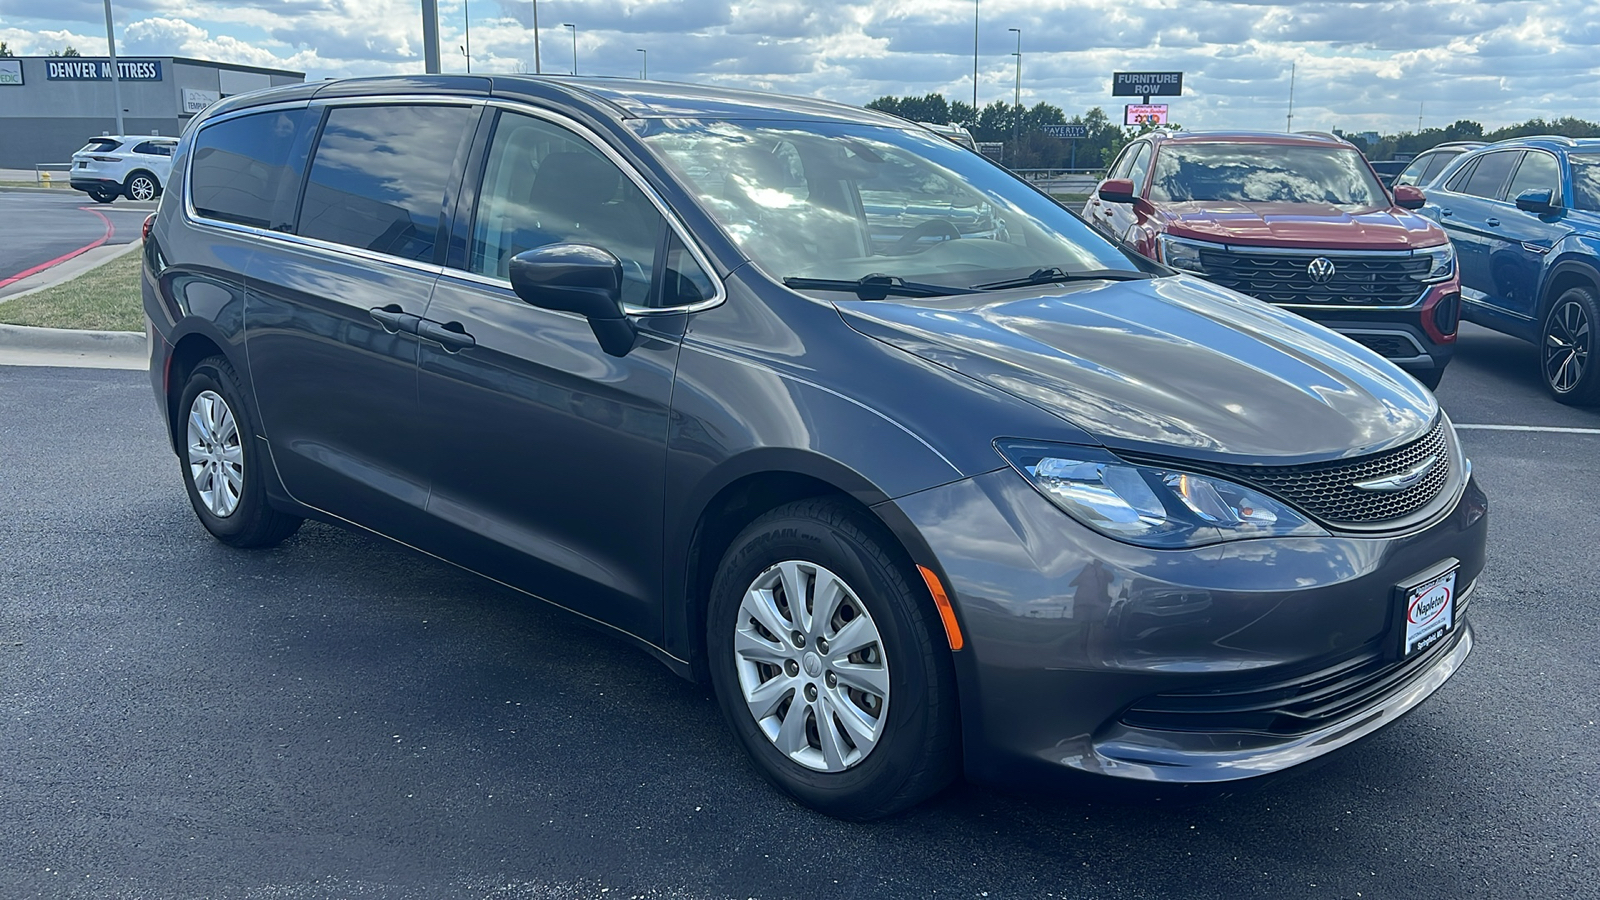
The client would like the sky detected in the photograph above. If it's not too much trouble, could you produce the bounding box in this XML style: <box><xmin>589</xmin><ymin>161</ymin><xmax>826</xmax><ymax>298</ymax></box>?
<box><xmin>1</xmin><ymin>0</ymin><xmax>1596</xmax><ymax>135</ymax></box>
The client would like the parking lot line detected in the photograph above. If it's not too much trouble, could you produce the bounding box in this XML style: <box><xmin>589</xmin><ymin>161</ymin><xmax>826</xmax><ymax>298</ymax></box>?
<box><xmin>1454</xmin><ymin>424</ymin><xmax>1600</xmax><ymax>435</ymax></box>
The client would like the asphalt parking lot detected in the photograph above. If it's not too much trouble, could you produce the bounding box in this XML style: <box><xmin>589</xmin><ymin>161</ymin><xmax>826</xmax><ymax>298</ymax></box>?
<box><xmin>1</xmin><ymin>324</ymin><xmax>1596</xmax><ymax>899</ymax></box>
<box><xmin>0</xmin><ymin>192</ymin><xmax>155</xmax><ymax>298</ymax></box>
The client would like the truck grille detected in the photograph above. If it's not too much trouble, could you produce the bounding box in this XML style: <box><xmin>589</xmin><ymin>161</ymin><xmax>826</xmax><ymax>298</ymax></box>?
<box><xmin>1200</xmin><ymin>418</ymin><xmax>1452</xmax><ymax>527</ymax></box>
<box><xmin>1198</xmin><ymin>247</ymin><xmax>1431</xmax><ymax>306</ymax></box>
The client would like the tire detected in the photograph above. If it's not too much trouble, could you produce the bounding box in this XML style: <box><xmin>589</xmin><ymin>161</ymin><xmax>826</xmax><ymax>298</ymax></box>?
<box><xmin>176</xmin><ymin>356</ymin><xmax>303</xmax><ymax>548</ymax></box>
<box><xmin>90</xmin><ymin>189</ymin><xmax>115</xmax><ymax>204</ymax></box>
<box><xmin>1539</xmin><ymin>285</ymin><xmax>1600</xmax><ymax>405</ymax></box>
<box><xmin>124</xmin><ymin>172</ymin><xmax>159</xmax><ymax>202</ymax></box>
<box><xmin>706</xmin><ymin>498</ymin><xmax>959</xmax><ymax>819</ymax></box>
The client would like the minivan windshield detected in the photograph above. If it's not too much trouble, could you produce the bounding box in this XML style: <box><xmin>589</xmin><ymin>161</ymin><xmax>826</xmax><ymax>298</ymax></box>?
<box><xmin>1149</xmin><ymin>143</ymin><xmax>1387</xmax><ymax>207</ymax></box>
<box><xmin>637</xmin><ymin>119</ymin><xmax>1145</xmax><ymax>292</ymax></box>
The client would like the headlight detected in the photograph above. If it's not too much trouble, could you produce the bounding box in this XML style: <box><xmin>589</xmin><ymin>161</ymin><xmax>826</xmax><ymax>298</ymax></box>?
<box><xmin>1157</xmin><ymin>235</ymin><xmax>1205</xmax><ymax>273</ymax></box>
<box><xmin>996</xmin><ymin>440</ymin><xmax>1327</xmax><ymax>548</ymax></box>
<box><xmin>1419</xmin><ymin>243</ymin><xmax>1455</xmax><ymax>282</ymax></box>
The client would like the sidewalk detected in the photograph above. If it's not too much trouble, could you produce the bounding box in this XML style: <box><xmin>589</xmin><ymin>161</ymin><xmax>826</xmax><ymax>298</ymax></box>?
<box><xmin>0</xmin><ymin>322</ymin><xmax>146</xmax><ymax>370</ymax></box>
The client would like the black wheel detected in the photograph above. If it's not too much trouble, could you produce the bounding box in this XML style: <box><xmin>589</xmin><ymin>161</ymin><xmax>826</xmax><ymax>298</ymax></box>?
<box><xmin>1540</xmin><ymin>285</ymin><xmax>1599</xmax><ymax>405</ymax></box>
<box><xmin>707</xmin><ymin>498</ymin><xmax>959</xmax><ymax>819</ymax></box>
<box><xmin>176</xmin><ymin>356</ymin><xmax>303</xmax><ymax>548</ymax></box>
<box><xmin>124</xmin><ymin>172</ymin><xmax>159</xmax><ymax>202</ymax></box>
<box><xmin>89</xmin><ymin>189</ymin><xmax>115</xmax><ymax>204</ymax></box>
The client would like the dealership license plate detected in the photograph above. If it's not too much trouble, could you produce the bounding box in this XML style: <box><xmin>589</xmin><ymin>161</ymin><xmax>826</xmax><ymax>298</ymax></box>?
<box><xmin>1401</xmin><ymin>566</ymin><xmax>1457</xmax><ymax>657</ymax></box>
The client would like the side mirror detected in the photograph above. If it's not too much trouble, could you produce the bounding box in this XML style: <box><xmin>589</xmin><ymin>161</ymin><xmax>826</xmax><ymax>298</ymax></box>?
<box><xmin>508</xmin><ymin>243</ymin><xmax>637</xmax><ymax>357</ymax></box>
<box><xmin>1098</xmin><ymin>178</ymin><xmax>1137</xmax><ymax>204</ymax></box>
<box><xmin>1392</xmin><ymin>184</ymin><xmax>1427</xmax><ymax>210</ymax></box>
<box><xmin>1515</xmin><ymin>188</ymin><xmax>1558</xmax><ymax>214</ymax></box>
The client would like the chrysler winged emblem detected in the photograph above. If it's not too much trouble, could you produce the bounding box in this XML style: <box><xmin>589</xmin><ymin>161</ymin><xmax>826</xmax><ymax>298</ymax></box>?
<box><xmin>1353</xmin><ymin>454</ymin><xmax>1439</xmax><ymax>492</ymax></box>
<box><xmin>1307</xmin><ymin>257</ymin><xmax>1338</xmax><ymax>284</ymax></box>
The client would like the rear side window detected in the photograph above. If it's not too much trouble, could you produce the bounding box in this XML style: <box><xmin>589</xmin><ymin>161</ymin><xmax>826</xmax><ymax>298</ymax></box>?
<box><xmin>1459</xmin><ymin>151</ymin><xmax>1520</xmax><ymax>200</ymax></box>
<box><xmin>1571</xmin><ymin>155</ymin><xmax>1600</xmax><ymax>213</ymax></box>
<box><xmin>191</xmin><ymin>109</ymin><xmax>315</xmax><ymax>229</ymax></box>
<box><xmin>133</xmin><ymin>141</ymin><xmax>175</xmax><ymax>156</ymax></box>
<box><xmin>297</xmin><ymin>104</ymin><xmax>476</xmax><ymax>263</ymax></box>
<box><xmin>1419</xmin><ymin>151</ymin><xmax>1457</xmax><ymax>184</ymax></box>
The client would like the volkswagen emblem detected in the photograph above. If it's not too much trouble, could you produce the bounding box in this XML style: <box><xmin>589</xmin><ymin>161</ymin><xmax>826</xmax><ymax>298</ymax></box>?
<box><xmin>1307</xmin><ymin>257</ymin><xmax>1338</xmax><ymax>284</ymax></box>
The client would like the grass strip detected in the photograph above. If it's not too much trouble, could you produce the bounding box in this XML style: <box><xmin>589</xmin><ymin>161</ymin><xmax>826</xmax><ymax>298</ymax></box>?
<box><xmin>0</xmin><ymin>249</ymin><xmax>144</xmax><ymax>332</ymax></box>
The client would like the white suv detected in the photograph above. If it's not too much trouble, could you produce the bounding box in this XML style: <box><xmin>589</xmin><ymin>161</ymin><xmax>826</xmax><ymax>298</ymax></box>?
<box><xmin>68</xmin><ymin>135</ymin><xmax>177</xmax><ymax>203</ymax></box>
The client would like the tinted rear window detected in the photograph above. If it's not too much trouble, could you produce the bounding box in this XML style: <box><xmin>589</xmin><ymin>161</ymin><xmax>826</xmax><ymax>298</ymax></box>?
<box><xmin>297</xmin><ymin>104</ymin><xmax>476</xmax><ymax>262</ymax></box>
<box><xmin>78</xmin><ymin>138</ymin><xmax>122</xmax><ymax>153</ymax></box>
<box><xmin>191</xmin><ymin>109</ymin><xmax>315</xmax><ymax>229</ymax></box>
<box><xmin>1569</xmin><ymin>154</ymin><xmax>1600</xmax><ymax>213</ymax></box>
<box><xmin>1148</xmin><ymin>144</ymin><xmax>1384</xmax><ymax>206</ymax></box>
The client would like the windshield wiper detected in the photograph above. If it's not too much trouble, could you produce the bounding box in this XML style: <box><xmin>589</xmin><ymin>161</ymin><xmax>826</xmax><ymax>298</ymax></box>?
<box><xmin>971</xmin><ymin>267</ymin><xmax>1153</xmax><ymax>291</ymax></box>
<box><xmin>783</xmin><ymin>273</ymin><xmax>980</xmax><ymax>301</ymax></box>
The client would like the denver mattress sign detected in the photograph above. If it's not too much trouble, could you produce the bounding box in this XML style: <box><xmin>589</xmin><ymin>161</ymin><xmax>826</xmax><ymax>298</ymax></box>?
<box><xmin>45</xmin><ymin>59</ymin><xmax>163</xmax><ymax>81</ymax></box>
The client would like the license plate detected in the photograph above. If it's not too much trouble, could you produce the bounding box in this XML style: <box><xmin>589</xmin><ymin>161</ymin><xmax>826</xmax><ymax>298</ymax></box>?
<box><xmin>1400</xmin><ymin>566</ymin><xmax>1457</xmax><ymax>657</ymax></box>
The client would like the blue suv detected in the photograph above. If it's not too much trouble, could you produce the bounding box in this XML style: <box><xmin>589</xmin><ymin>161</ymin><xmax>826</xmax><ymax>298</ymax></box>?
<box><xmin>1421</xmin><ymin>136</ymin><xmax>1600</xmax><ymax>403</ymax></box>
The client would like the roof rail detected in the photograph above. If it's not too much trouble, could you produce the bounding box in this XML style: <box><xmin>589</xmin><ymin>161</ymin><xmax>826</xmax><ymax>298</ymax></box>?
<box><xmin>1494</xmin><ymin>134</ymin><xmax>1578</xmax><ymax>146</ymax></box>
<box><xmin>1294</xmin><ymin>131</ymin><xmax>1350</xmax><ymax>144</ymax></box>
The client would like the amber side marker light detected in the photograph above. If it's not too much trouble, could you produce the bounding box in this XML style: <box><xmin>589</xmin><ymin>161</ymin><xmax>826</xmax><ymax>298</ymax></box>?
<box><xmin>918</xmin><ymin>565</ymin><xmax>965</xmax><ymax>651</ymax></box>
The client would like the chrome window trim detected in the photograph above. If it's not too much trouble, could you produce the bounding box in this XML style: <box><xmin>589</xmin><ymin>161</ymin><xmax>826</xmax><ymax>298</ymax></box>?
<box><xmin>181</xmin><ymin>94</ymin><xmax>726</xmax><ymax>316</ymax></box>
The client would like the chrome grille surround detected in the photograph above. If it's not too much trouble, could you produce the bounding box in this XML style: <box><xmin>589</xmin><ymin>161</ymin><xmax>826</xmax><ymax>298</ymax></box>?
<box><xmin>1194</xmin><ymin>245</ymin><xmax>1432</xmax><ymax>307</ymax></box>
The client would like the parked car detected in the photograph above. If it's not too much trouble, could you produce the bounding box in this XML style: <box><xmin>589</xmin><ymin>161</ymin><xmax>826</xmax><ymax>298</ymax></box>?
<box><xmin>144</xmin><ymin>77</ymin><xmax>1487</xmax><ymax>819</ymax></box>
<box><xmin>1084</xmin><ymin>130</ymin><xmax>1462</xmax><ymax>389</ymax></box>
<box><xmin>68</xmin><ymin>135</ymin><xmax>177</xmax><ymax>203</ymax></box>
<box><xmin>1368</xmin><ymin>157</ymin><xmax>1413</xmax><ymax>187</ymax></box>
<box><xmin>1393</xmin><ymin>142</ymin><xmax>1487</xmax><ymax>189</ymax></box>
<box><xmin>917</xmin><ymin>121</ymin><xmax>978</xmax><ymax>151</ymax></box>
<box><xmin>1419</xmin><ymin>136</ymin><xmax>1600</xmax><ymax>403</ymax></box>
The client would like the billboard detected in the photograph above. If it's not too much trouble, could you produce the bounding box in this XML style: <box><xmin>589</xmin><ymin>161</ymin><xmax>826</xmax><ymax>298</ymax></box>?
<box><xmin>1042</xmin><ymin>124</ymin><xmax>1089</xmax><ymax>139</ymax></box>
<box><xmin>1112</xmin><ymin>72</ymin><xmax>1183</xmax><ymax>97</ymax></box>
<box><xmin>1125</xmin><ymin>104</ymin><xmax>1169</xmax><ymax>126</ymax></box>
<box><xmin>0</xmin><ymin>60</ymin><xmax>22</xmax><ymax>85</ymax></box>
<box><xmin>45</xmin><ymin>59</ymin><xmax>163</xmax><ymax>81</ymax></box>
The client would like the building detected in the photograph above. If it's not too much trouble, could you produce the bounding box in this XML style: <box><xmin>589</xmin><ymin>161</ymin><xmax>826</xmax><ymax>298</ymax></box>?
<box><xmin>0</xmin><ymin>56</ymin><xmax>304</xmax><ymax>169</ymax></box>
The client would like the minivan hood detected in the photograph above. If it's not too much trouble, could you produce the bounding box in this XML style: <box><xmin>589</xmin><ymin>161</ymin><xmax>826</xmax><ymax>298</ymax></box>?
<box><xmin>835</xmin><ymin>276</ymin><xmax>1436</xmax><ymax>464</ymax></box>
<box><xmin>1157</xmin><ymin>201</ymin><xmax>1444</xmax><ymax>250</ymax></box>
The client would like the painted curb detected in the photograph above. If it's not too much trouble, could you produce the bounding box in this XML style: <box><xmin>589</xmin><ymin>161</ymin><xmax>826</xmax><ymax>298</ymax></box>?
<box><xmin>0</xmin><ymin>241</ymin><xmax>142</xmax><ymax>302</ymax></box>
<box><xmin>0</xmin><ymin>322</ymin><xmax>147</xmax><ymax>355</ymax></box>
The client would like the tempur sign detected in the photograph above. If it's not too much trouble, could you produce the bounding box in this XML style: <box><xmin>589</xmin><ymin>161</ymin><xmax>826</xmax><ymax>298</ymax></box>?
<box><xmin>0</xmin><ymin>60</ymin><xmax>22</xmax><ymax>86</ymax></box>
<box><xmin>46</xmin><ymin>59</ymin><xmax>163</xmax><ymax>81</ymax></box>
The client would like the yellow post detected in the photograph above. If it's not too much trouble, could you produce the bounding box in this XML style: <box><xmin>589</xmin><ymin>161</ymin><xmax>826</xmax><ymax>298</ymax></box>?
<box><xmin>40</xmin><ymin>172</ymin><xmax>52</xmax><ymax>187</ymax></box>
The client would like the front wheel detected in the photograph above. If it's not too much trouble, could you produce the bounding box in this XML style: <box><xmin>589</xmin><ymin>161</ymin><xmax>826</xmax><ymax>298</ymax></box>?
<box><xmin>1540</xmin><ymin>286</ymin><xmax>1599</xmax><ymax>405</ymax></box>
<box><xmin>125</xmin><ymin>172</ymin><xmax>159</xmax><ymax>202</ymax></box>
<box><xmin>89</xmin><ymin>189</ymin><xmax>115</xmax><ymax>204</ymax></box>
<box><xmin>707</xmin><ymin>498</ymin><xmax>959</xmax><ymax>819</ymax></box>
<box><xmin>176</xmin><ymin>356</ymin><xmax>303</xmax><ymax>548</ymax></box>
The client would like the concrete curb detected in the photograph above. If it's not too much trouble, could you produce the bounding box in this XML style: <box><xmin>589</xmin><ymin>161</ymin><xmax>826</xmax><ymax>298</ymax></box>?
<box><xmin>0</xmin><ymin>323</ymin><xmax>148</xmax><ymax>371</ymax></box>
<box><xmin>0</xmin><ymin>241</ymin><xmax>141</xmax><ymax>302</ymax></box>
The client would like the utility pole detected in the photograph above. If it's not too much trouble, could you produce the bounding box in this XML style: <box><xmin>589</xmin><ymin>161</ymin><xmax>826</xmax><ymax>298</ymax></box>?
<box><xmin>563</xmin><ymin>23</ymin><xmax>576</xmax><ymax>75</ymax></box>
<box><xmin>102</xmin><ymin>0</ymin><xmax>124</xmax><ymax>135</ymax></box>
<box><xmin>1009</xmin><ymin>28</ymin><xmax>1021</xmax><ymax>157</ymax></box>
<box><xmin>1418</xmin><ymin>101</ymin><xmax>1424</xmax><ymax>133</ymax></box>
<box><xmin>531</xmin><ymin>0</ymin><xmax>540</xmax><ymax>73</ymax></box>
<box><xmin>637</xmin><ymin>48</ymin><xmax>646</xmax><ymax>80</ymax></box>
<box><xmin>421</xmin><ymin>0</ymin><xmax>441</xmax><ymax>73</ymax></box>
<box><xmin>971</xmin><ymin>0</ymin><xmax>979</xmax><ymax>112</ymax></box>
<box><xmin>1286</xmin><ymin>61</ymin><xmax>1295</xmax><ymax>132</ymax></box>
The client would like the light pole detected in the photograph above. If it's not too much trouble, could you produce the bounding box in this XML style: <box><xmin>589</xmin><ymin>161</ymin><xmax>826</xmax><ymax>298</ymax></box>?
<box><xmin>462</xmin><ymin>0</ymin><xmax>471</xmax><ymax>73</ymax></box>
<box><xmin>1286</xmin><ymin>61</ymin><xmax>1296</xmax><ymax>132</ymax></box>
<box><xmin>637</xmin><ymin>48</ymin><xmax>646</xmax><ymax>80</ymax></box>
<box><xmin>971</xmin><ymin>0</ymin><xmax>979</xmax><ymax>112</ymax></box>
<box><xmin>531</xmin><ymin>0</ymin><xmax>540</xmax><ymax>74</ymax></box>
<box><xmin>421</xmin><ymin>0</ymin><xmax>441</xmax><ymax>73</ymax></box>
<box><xmin>1009</xmin><ymin>28</ymin><xmax>1021</xmax><ymax>156</ymax></box>
<box><xmin>563</xmin><ymin>23</ymin><xmax>576</xmax><ymax>75</ymax></box>
<box><xmin>102</xmin><ymin>0</ymin><xmax>124</xmax><ymax>136</ymax></box>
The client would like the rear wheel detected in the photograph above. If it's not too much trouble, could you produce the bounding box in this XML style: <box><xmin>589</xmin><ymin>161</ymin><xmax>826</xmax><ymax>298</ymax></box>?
<box><xmin>124</xmin><ymin>172</ymin><xmax>158</xmax><ymax>202</ymax></box>
<box><xmin>177</xmin><ymin>356</ymin><xmax>302</xmax><ymax>548</ymax></box>
<box><xmin>707</xmin><ymin>498</ymin><xmax>959</xmax><ymax>819</ymax></box>
<box><xmin>1540</xmin><ymin>286</ymin><xmax>1599</xmax><ymax>405</ymax></box>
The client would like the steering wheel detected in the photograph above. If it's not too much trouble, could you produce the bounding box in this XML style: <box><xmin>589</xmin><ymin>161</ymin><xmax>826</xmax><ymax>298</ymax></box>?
<box><xmin>887</xmin><ymin>218</ymin><xmax>962</xmax><ymax>255</ymax></box>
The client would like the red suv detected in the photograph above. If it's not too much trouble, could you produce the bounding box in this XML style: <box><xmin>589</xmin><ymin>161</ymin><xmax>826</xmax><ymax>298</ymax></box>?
<box><xmin>1084</xmin><ymin>131</ymin><xmax>1461</xmax><ymax>388</ymax></box>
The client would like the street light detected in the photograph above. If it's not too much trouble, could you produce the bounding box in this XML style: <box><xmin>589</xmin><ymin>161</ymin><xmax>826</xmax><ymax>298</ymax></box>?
<box><xmin>102</xmin><ymin>0</ymin><xmax>125</xmax><ymax>135</ymax></box>
<box><xmin>1009</xmin><ymin>28</ymin><xmax>1021</xmax><ymax>155</ymax></box>
<box><xmin>563</xmin><ymin>23</ymin><xmax>576</xmax><ymax>75</ymax></box>
<box><xmin>637</xmin><ymin>48</ymin><xmax>646</xmax><ymax>80</ymax></box>
<box><xmin>531</xmin><ymin>0</ymin><xmax>540</xmax><ymax>74</ymax></box>
<box><xmin>462</xmin><ymin>0</ymin><xmax>471</xmax><ymax>73</ymax></box>
<box><xmin>971</xmin><ymin>0</ymin><xmax>979</xmax><ymax>111</ymax></box>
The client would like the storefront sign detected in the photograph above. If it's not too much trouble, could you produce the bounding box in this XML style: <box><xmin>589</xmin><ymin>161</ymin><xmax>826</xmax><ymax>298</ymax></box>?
<box><xmin>0</xmin><ymin>60</ymin><xmax>22</xmax><ymax>86</ymax></box>
<box><xmin>46</xmin><ymin>59</ymin><xmax>163</xmax><ymax>81</ymax></box>
<box><xmin>1112</xmin><ymin>72</ymin><xmax>1183</xmax><ymax>97</ymax></box>
<box><xmin>183</xmin><ymin>88</ymin><xmax>221</xmax><ymax>114</ymax></box>
<box><xmin>1125</xmin><ymin>104</ymin><xmax>1169</xmax><ymax>126</ymax></box>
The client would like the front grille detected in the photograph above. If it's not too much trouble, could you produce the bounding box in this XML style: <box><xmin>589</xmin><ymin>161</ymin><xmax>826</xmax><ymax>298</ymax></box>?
<box><xmin>1202</xmin><ymin>418</ymin><xmax>1452</xmax><ymax>526</ymax></box>
<box><xmin>1349</xmin><ymin>333</ymin><xmax>1419</xmax><ymax>359</ymax></box>
<box><xmin>1198</xmin><ymin>247</ymin><xmax>1431</xmax><ymax>306</ymax></box>
<box><xmin>1122</xmin><ymin>622</ymin><xmax>1465</xmax><ymax>736</ymax></box>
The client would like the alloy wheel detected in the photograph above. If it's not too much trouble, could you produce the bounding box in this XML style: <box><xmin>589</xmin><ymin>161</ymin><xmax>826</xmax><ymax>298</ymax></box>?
<box><xmin>186</xmin><ymin>389</ymin><xmax>244</xmax><ymax>518</ymax></box>
<box><xmin>733</xmin><ymin>560</ymin><xmax>890</xmax><ymax>773</ymax></box>
<box><xmin>129</xmin><ymin>175</ymin><xmax>157</xmax><ymax>201</ymax></box>
<box><xmin>1544</xmin><ymin>299</ymin><xmax>1591</xmax><ymax>395</ymax></box>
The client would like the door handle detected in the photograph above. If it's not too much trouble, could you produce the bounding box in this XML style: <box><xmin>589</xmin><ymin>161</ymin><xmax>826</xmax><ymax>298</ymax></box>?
<box><xmin>369</xmin><ymin>305</ymin><xmax>421</xmax><ymax>334</ymax></box>
<box><xmin>1485</xmin><ymin>217</ymin><xmax>1500</xmax><ymax>227</ymax></box>
<box><xmin>417</xmin><ymin>319</ymin><xmax>477</xmax><ymax>352</ymax></box>
<box><xmin>1440</xmin><ymin>208</ymin><xmax>1453</xmax><ymax>217</ymax></box>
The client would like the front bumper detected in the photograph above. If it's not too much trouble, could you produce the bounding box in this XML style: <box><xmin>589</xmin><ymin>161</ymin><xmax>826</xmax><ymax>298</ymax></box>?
<box><xmin>891</xmin><ymin>462</ymin><xmax>1488</xmax><ymax>789</ymax></box>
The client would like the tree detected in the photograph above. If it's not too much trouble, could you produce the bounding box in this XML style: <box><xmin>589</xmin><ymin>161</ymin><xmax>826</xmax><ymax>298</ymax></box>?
<box><xmin>0</xmin><ymin>41</ymin><xmax>15</xmax><ymax>57</ymax></box>
<box><xmin>48</xmin><ymin>46</ymin><xmax>81</xmax><ymax>57</ymax></box>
